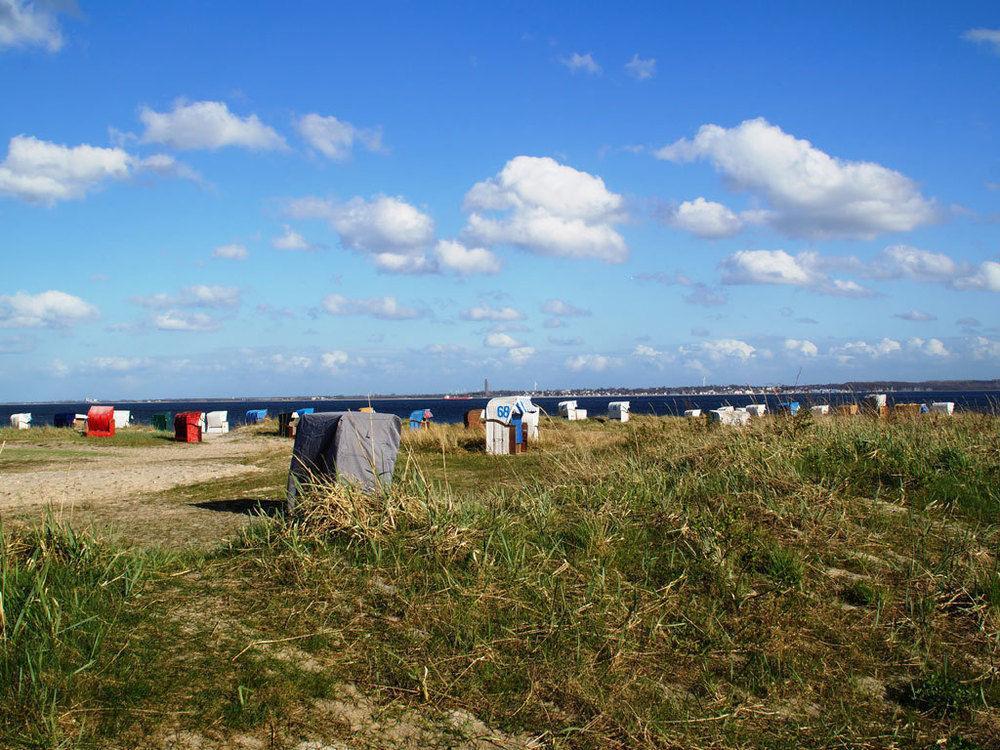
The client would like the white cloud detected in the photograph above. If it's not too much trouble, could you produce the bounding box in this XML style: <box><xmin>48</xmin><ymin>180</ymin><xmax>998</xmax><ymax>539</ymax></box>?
<box><xmin>134</xmin><ymin>285</ymin><xmax>240</xmax><ymax>309</ymax></box>
<box><xmin>285</xmin><ymin>198</ymin><xmax>497</xmax><ymax>275</ymax></box>
<box><xmin>296</xmin><ymin>113</ymin><xmax>383</xmax><ymax>160</ymax></box>
<box><xmin>723</xmin><ymin>250</ymin><xmax>814</xmax><ymax>286</ymax></box>
<box><xmin>139</xmin><ymin>100</ymin><xmax>286</xmax><ymax>151</ymax></box>
<box><xmin>972</xmin><ymin>336</ymin><xmax>1000</xmax><ymax>360</ymax></box>
<box><xmin>320</xmin><ymin>350</ymin><xmax>350</xmax><ymax>371</ymax></box>
<box><xmin>859</xmin><ymin>246</ymin><xmax>999</xmax><ymax>293</ymax></box>
<box><xmin>0</xmin><ymin>0</ymin><xmax>63</xmax><ymax>52</ymax></box>
<box><xmin>485</xmin><ymin>333</ymin><xmax>534</xmax><ymax>364</ymax></box>
<box><xmin>272</xmin><ymin>225</ymin><xmax>317</xmax><ymax>251</ymax></box>
<box><xmin>0</xmin><ymin>135</ymin><xmax>196</xmax><ymax>204</ymax></box>
<box><xmin>461</xmin><ymin>304</ymin><xmax>523</xmax><ymax>322</ymax></box>
<box><xmin>963</xmin><ymin>28</ymin><xmax>1000</xmax><ymax>54</ymax></box>
<box><xmin>0</xmin><ymin>135</ymin><xmax>132</xmax><ymax>203</ymax></box>
<box><xmin>370</xmin><ymin>252</ymin><xmax>436</xmax><ymax>274</ymax></box>
<box><xmin>153</xmin><ymin>311</ymin><xmax>220</xmax><ymax>332</ymax></box>
<box><xmin>695</xmin><ymin>338</ymin><xmax>756</xmax><ymax>362</ymax></box>
<box><xmin>289</xmin><ymin>194</ymin><xmax>434</xmax><ymax>273</ymax></box>
<box><xmin>720</xmin><ymin>245</ymin><xmax>998</xmax><ymax>297</ymax></box>
<box><xmin>485</xmin><ymin>332</ymin><xmax>520</xmax><ymax>348</ymax></box>
<box><xmin>667</xmin><ymin>197</ymin><xmax>747</xmax><ymax>238</ymax></box>
<box><xmin>656</xmin><ymin>118</ymin><xmax>937</xmax><ymax>238</ymax></box>
<box><xmin>509</xmin><ymin>346</ymin><xmax>535</xmax><ymax>365</ymax></box>
<box><xmin>562</xmin><ymin>52</ymin><xmax>601</xmax><ymax>74</ymax></box>
<box><xmin>720</xmin><ymin>249</ymin><xmax>875</xmax><ymax>297</ymax></box>
<box><xmin>907</xmin><ymin>337</ymin><xmax>949</xmax><ymax>357</ymax></box>
<box><xmin>624</xmin><ymin>54</ymin><xmax>656</xmax><ymax>80</ymax></box>
<box><xmin>0</xmin><ymin>290</ymin><xmax>97</xmax><ymax>328</ymax></box>
<box><xmin>434</xmin><ymin>239</ymin><xmax>501</xmax><ymax>275</ymax></box>
<box><xmin>784</xmin><ymin>338</ymin><xmax>818</xmax><ymax>357</ymax></box>
<box><xmin>866</xmin><ymin>245</ymin><xmax>958</xmax><ymax>281</ymax></box>
<box><xmin>953</xmin><ymin>261</ymin><xmax>1000</xmax><ymax>293</ymax></box>
<box><xmin>893</xmin><ymin>309</ymin><xmax>936</xmax><ymax>322</ymax></box>
<box><xmin>135</xmin><ymin>153</ymin><xmax>203</xmax><ymax>185</ymax></box>
<box><xmin>322</xmin><ymin>294</ymin><xmax>422</xmax><ymax>320</ymax></box>
<box><xmin>328</xmin><ymin>195</ymin><xmax>434</xmax><ymax>251</ymax></box>
<box><xmin>542</xmin><ymin>299</ymin><xmax>590</xmax><ymax>317</ymax></box>
<box><xmin>464</xmin><ymin>156</ymin><xmax>627</xmax><ymax>262</ymax></box>
<box><xmin>632</xmin><ymin>343</ymin><xmax>674</xmax><ymax>368</ymax></box>
<box><xmin>830</xmin><ymin>338</ymin><xmax>901</xmax><ymax>364</ymax></box>
<box><xmin>213</xmin><ymin>243</ymin><xmax>247</xmax><ymax>261</ymax></box>
<box><xmin>566</xmin><ymin>353</ymin><xmax>620</xmax><ymax>372</ymax></box>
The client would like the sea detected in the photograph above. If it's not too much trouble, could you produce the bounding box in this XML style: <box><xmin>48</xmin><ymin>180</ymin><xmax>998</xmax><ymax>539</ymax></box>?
<box><xmin>2</xmin><ymin>390</ymin><xmax>997</xmax><ymax>427</ymax></box>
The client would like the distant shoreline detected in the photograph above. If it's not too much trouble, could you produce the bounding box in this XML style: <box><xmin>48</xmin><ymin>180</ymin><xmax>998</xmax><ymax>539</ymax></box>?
<box><xmin>4</xmin><ymin>380</ymin><xmax>998</xmax><ymax>407</ymax></box>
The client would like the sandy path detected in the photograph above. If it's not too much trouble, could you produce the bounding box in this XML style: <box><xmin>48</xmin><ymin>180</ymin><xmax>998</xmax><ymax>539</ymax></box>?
<box><xmin>0</xmin><ymin>434</ymin><xmax>292</xmax><ymax>546</ymax></box>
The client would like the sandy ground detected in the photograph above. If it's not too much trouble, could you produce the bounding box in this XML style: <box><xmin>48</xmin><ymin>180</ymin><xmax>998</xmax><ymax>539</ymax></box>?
<box><xmin>0</xmin><ymin>433</ymin><xmax>292</xmax><ymax>547</ymax></box>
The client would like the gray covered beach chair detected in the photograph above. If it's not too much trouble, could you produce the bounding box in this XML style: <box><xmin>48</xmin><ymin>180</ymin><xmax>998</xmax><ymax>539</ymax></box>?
<box><xmin>286</xmin><ymin>412</ymin><xmax>402</xmax><ymax>513</ymax></box>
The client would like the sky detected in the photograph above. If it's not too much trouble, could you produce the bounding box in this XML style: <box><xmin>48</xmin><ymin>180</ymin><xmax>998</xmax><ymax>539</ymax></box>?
<box><xmin>1</xmin><ymin>1</ymin><xmax>998</xmax><ymax>400</ymax></box>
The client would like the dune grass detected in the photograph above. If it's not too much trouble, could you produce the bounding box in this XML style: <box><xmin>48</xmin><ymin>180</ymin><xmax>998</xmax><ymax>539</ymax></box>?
<box><xmin>0</xmin><ymin>517</ymin><xmax>163</xmax><ymax>747</ymax></box>
<box><xmin>1</xmin><ymin>414</ymin><xmax>997</xmax><ymax>748</ymax></box>
<box><xmin>0</xmin><ymin>425</ymin><xmax>175</xmax><ymax>448</ymax></box>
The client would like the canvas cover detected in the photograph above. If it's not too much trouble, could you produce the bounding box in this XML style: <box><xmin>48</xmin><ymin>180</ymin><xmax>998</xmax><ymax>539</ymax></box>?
<box><xmin>836</xmin><ymin>404</ymin><xmax>859</xmax><ymax>416</ymax></box>
<box><xmin>522</xmin><ymin>405</ymin><xmax>540</xmax><ymax>439</ymax></box>
<box><xmin>54</xmin><ymin>412</ymin><xmax>76</xmax><ymax>428</ymax></box>
<box><xmin>930</xmin><ymin>401</ymin><xmax>955</xmax><ymax>415</ymax></box>
<box><xmin>245</xmin><ymin>409</ymin><xmax>268</xmax><ymax>424</ymax></box>
<box><xmin>409</xmin><ymin>409</ymin><xmax>432</xmax><ymax>430</ymax></box>
<box><xmin>485</xmin><ymin>396</ymin><xmax>536</xmax><ymax>455</ymax></box>
<box><xmin>286</xmin><ymin>412</ymin><xmax>402</xmax><ymax>512</ymax></box>
<box><xmin>710</xmin><ymin>408</ymin><xmax>751</xmax><ymax>427</ymax></box>
<box><xmin>745</xmin><ymin>404</ymin><xmax>767</xmax><ymax>417</ymax></box>
<box><xmin>113</xmin><ymin>410</ymin><xmax>131</xmax><ymax>429</ymax></box>
<box><xmin>864</xmin><ymin>393</ymin><xmax>888</xmax><ymax>409</ymax></box>
<box><xmin>776</xmin><ymin>401</ymin><xmax>800</xmax><ymax>415</ymax></box>
<box><xmin>557</xmin><ymin>400</ymin><xmax>577</xmax><ymax>415</ymax></box>
<box><xmin>202</xmin><ymin>411</ymin><xmax>229</xmax><ymax>433</ymax></box>
<box><xmin>464</xmin><ymin>408</ymin><xmax>484</xmax><ymax>429</ymax></box>
<box><xmin>278</xmin><ymin>412</ymin><xmax>298</xmax><ymax>437</ymax></box>
<box><xmin>558</xmin><ymin>400</ymin><xmax>581</xmax><ymax>420</ymax></box>
<box><xmin>608</xmin><ymin>401</ymin><xmax>630</xmax><ymax>422</ymax></box>
<box><xmin>575</xmin><ymin>409</ymin><xmax>587</xmax><ymax>420</ymax></box>
<box><xmin>151</xmin><ymin>412</ymin><xmax>172</xmax><ymax>430</ymax></box>
<box><xmin>684</xmin><ymin>409</ymin><xmax>702</xmax><ymax>418</ymax></box>
<box><xmin>295</xmin><ymin>408</ymin><xmax>315</xmax><ymax>416</ymax></box>
<box><xmin>810</xmin><ymin>405</ymin><xmax>830</xmax><ymax>416</ymax></box>
<box><xmin>87</xmin><ymin>406</ymin><xmax>115</xmax><ymax>437</ymax></box>
<box><xmin>174</xmin><ymin>411</ymin><xmax>202</xmax><ymax>442</ymax></box>
<box><xmin>9</xmin><ymin>412</ymin><xmax>31</xmax><ymax>429</ymax></box>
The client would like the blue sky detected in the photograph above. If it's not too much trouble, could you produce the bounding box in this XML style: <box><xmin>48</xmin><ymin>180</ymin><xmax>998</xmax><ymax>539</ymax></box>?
<box><xmin>1</xmin><ymin>1</ymin><xmax>998</xmax><ymax>400</ymax></box>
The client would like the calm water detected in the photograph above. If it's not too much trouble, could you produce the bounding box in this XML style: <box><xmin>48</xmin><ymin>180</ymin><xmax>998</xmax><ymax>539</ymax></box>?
<box><xmin>2</xmin><ymin>390</ymin><xmax>997</xmax><ymax>427</ymax></box>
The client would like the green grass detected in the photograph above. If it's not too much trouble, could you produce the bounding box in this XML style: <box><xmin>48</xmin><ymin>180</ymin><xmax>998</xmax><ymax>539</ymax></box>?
<box><xmin>0</xmin><ymin>426</ymin><xmax>175</xmax><ymax>447</ymax></box>
<box><xmin>2</xmin><ymin>414</ymin><xmax>999</xmax><ymax>748</ymax></box>
<box><xmin>0</xmin><ymin>517</ymin><xmax>160</xmax><ymax>747</ymax></box>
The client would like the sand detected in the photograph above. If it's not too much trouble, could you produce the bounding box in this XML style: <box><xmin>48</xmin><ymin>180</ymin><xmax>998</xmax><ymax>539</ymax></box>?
<box><xmin>0</xmin><ymin>432</ymin><xmax>292</xmax><ymax>547</ymax></box>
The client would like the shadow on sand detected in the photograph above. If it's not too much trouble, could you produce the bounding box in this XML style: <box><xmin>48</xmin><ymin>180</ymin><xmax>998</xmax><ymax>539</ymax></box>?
<box><xmin>192</xmin><ymin>498</ymin><xmax>285</xmax><ymax>517</ymax></box>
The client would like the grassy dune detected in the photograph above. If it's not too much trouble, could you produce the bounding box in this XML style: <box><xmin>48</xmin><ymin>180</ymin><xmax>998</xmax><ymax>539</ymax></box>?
<box><xmin>1</xmin><ymin>413</ymin><xmax>998</xmax><ymax>748</ymax></box>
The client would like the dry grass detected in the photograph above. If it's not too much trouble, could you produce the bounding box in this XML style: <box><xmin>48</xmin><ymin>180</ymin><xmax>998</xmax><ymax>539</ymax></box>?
<box><xmin>2</xmin><ymin>413</ymin><xmax>998</xmax><ymax>749</ymax></box>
